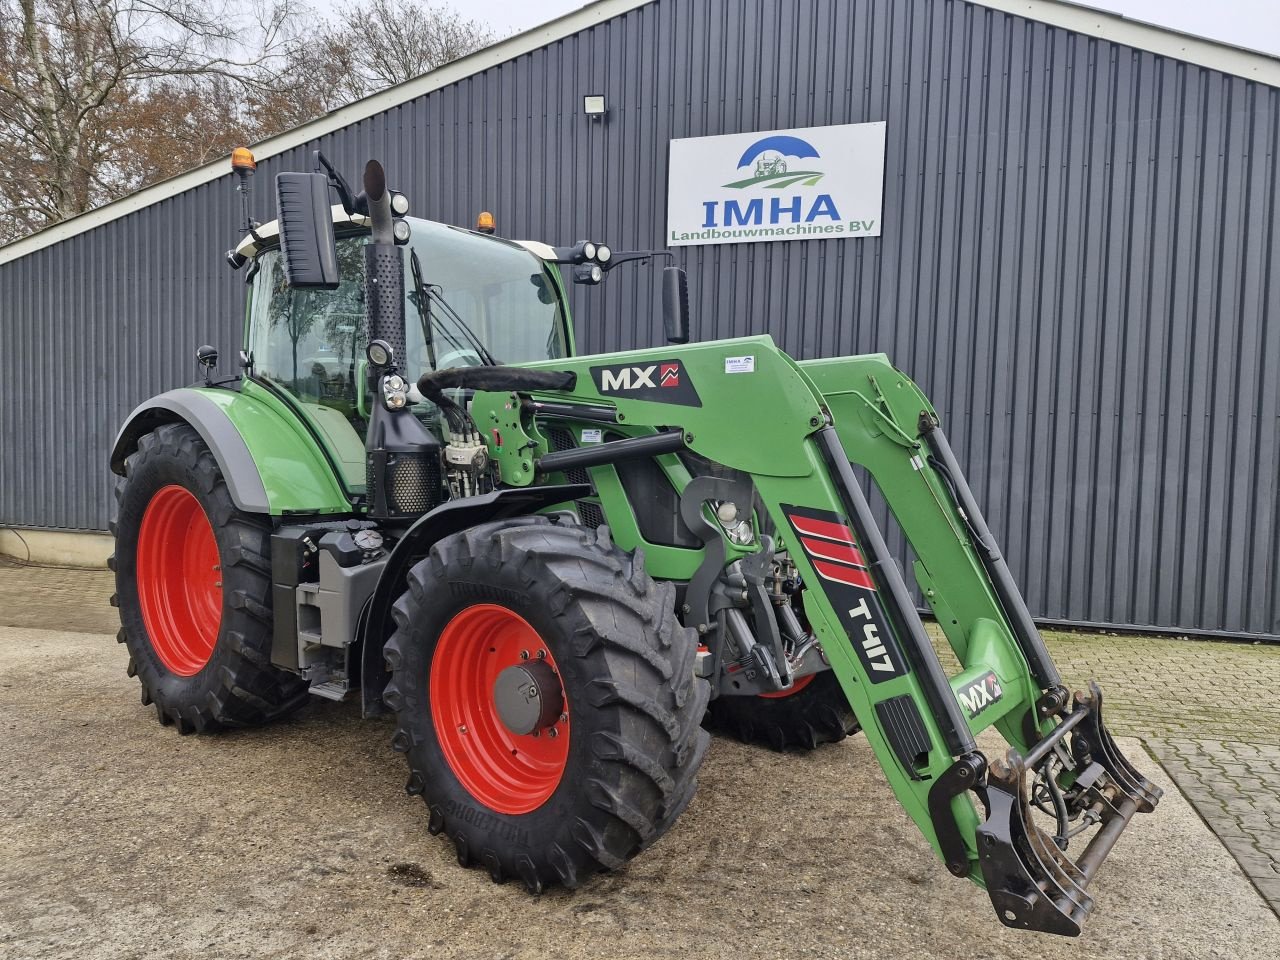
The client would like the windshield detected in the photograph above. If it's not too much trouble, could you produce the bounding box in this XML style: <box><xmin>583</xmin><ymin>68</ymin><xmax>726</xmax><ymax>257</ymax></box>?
<box><xmin>405</xmin><ymin>221</ymin><xmax>567</xmax><ymax>369</ymax></box>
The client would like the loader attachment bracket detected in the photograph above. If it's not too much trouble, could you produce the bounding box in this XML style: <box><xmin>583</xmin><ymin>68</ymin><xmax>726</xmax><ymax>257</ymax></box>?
<box><xmin>975</xmin><ymin>683</ymin><xmax>1162</xmax><ymax>936</ymax></box>
<box><xmin>928</xmin><ymin>752</ymin><xmax>988</xmax><ymax>876</ymax></box>
<box><xmin>678</xmin><ymin>473</ymin><xmax>756</xmax><ymax>635</ymax></box>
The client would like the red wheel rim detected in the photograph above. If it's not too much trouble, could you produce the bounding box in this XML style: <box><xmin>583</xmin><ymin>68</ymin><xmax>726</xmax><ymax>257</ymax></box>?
<box><xmin>758</xmin><ymin>672</ymin><xmax>816</xmax><ymax>699</ymax></box>
<box><xmin>136</xmin><ymin>485</ymin><xmax>222</xmax><ymax>677</ymax></box>
<box><xmin>431</xmin><ymin>604</ymin><xmax>569</xmax><ymax>815</ymax></box>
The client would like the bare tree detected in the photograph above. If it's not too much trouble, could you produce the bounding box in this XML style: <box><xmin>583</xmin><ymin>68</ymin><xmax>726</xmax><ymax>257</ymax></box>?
<box><xmin>0</xmin><ymin>0</ymin><xmax>297</xmax><ymax>241</ymax></box>
<box><xmin>0</xmin><ymin>0</ymin><xmax>497</xmax><ymax>244</ymax></box>
<box><xmin>110</xmin><ymin>75</ymin><xmax>249</xmax><ymax>185</ymax></box>
<box><xmin>253</xmin><ymin>0</ymin><xmax>496</xmax><ymax>127</ymax></box>
<box><xmin>334</xmin><ymin>0</ymin><xmax>495</xmax><ymax>95</ymax></box>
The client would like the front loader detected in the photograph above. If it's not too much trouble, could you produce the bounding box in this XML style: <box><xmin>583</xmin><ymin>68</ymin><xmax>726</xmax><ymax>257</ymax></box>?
<box><xmin>109</xmin><ymin>150</ymin><xmax>1160</xmax><ymax>935</ymax></box>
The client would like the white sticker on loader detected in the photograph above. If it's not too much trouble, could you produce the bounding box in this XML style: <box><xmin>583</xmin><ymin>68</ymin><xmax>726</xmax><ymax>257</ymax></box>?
<box><xmin>725</xmin><ymin>355</ymin><xmax>755</xmax><ymax>374</ymax></box>
<box><xmin>580</xmin><ymin>429</ymin><xmax>603</xmax><ymax>444</ymax></box>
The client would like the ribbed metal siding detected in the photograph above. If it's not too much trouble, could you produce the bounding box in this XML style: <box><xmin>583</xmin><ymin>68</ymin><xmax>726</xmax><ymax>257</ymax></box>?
<box><xmin>1</xmin><ymin>0</ymin><xmax>1276</xmax><ymax>639</ymax></box>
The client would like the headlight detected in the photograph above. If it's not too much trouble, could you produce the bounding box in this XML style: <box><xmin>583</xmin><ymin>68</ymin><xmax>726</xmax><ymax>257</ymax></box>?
<box><xmin>596</xmin><ymin>244</ymin><xmax>611</xmax><ymax>263</ymax></box>
<box><xmin>582</xmin><ymin>241</ymin><xmax>597</xmax><ymax>261</ymax></box>
<box><xmin>367</xmin><ymin>339</ymin><xmax>393</xmax><ymax>367</ymax></box>
<box><xmin>382</xmin><ymin>374</ymin><xmax>408</xmax><ymax>409</ymax></box>
<box><xmin>714</xmin><ymin>501</ymin><xmax>754</xmax><ymax>546</ymax></box>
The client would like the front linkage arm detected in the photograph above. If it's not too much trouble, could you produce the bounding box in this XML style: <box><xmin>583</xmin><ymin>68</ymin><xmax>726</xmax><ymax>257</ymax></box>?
<box><xmin>467</xmin><ymin>336</ymin><xmax>1161</xmax><ymax>935</ymax></box>
<box><xmin>804</xmin><ymin>352</ymin><xmax>1163</xmax><ymax>935</ymax></box>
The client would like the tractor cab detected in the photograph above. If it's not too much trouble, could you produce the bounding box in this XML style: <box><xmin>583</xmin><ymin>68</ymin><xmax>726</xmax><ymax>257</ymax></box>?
<box><xmin>230</xmin><ymin>208</ymin><xmax>574</xmax><ymax>495</ymax></box>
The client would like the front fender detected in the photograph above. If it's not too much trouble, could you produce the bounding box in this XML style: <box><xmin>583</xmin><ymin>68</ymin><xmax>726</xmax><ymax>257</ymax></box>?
<box><xmin>111</xmin><ymin>387</ymin><xmax>352</xmax><ymax>516</ymax></box>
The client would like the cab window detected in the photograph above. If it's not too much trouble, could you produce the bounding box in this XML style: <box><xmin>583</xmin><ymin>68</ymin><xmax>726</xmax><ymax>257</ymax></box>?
<box><xmin>246</xmin><ymin>222</ymin><xmax>569</xmax><ymax>490</ymax></box>
<box><xmin>249</xmin><ymin>238</ymin><xmax>367</xmax><ymax>417</ymax></box>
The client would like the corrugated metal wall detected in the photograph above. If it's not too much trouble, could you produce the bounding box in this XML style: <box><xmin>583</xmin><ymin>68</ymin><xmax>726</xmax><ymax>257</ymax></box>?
<box><xmin>2</xmin><ymin>0</ymin><xmax>1277</xmax><ymax>639</ymax></box>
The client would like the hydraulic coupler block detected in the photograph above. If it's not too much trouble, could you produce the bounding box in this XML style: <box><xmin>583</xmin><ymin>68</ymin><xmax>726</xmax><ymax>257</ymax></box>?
<box><xmin>974</xmin><ymin>684</ymin><xmax>1161</xmax><ymax>936</ymax></box>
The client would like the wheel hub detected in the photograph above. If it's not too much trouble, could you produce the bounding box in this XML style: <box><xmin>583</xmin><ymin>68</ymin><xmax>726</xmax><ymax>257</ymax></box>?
<box><xmin>135</xmin><ymin>484</ymin><xmax>222</xmax><ymax>676</ymax></box>
<box><xmin>493</xmin><ymin>660</ymin><xmax>564</xmax><ymax>735</ymax></box>
<box><xmin>430</xmin><ymin>604</ymin><xmax>571</xmax><ymax>814</ymax></box>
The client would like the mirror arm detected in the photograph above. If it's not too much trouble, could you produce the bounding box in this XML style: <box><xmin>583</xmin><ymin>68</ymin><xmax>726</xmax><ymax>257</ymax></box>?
<box><xmin>602</xmin><ymin>249</ymin><xmax>673</xmax><ymax>272</ymax></box>
<box><xmin>314</xmin><ymin>150</ymin><xmax>368</xmax><ymax>217</ymax></box>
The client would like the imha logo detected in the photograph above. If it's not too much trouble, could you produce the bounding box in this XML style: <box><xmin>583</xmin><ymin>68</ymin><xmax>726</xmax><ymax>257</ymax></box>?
<box><xmin>702</xmin><ymin>134</ymin><xmax>841</xmax><ymax>229</ymax></box>
<box><xmin>723</xmin><ymin>135</ymin><xmax>826</xmax><ymax>189</ymax></box>
<box><xmin>667</xmin><ymin>121</ymin><xmax>885</xmax><ymax>246</ymax></box>
<box><xmin>659</xmin><ymin>363</ymin><xmax>680</xmax><ymax>387</ymax></box>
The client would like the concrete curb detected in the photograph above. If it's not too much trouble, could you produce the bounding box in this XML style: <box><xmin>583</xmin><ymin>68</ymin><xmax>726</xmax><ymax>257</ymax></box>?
<box><xmin>0</xmin><ymin>528</ymin><xmax>112</xmax><ymax>568</ymax></box>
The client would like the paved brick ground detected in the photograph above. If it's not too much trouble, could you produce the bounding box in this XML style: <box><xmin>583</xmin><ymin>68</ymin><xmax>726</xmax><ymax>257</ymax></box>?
<box><xmin>1146</xmin><ymin>739</ymin><xmax>1280</xmax><ymax>907</ymax></box>
<box><xmin>1039</xmin><ymin>631</ymin><xmax>1280</xmax><ymax>911</ymax></box>
<box><xmin>4</xmin><ymin>555</ymin><xmax>1278</xmax><ymax>914</ymax></box>
<box><xmin>930</xmin><ymin>625</ymin><xmax>1280</xmax><ymax>916</ymax></box>
<box><xmin>1044</xmin><ymin>631</ymin><xmax>1280</xmax><ymax>913</ymax></box>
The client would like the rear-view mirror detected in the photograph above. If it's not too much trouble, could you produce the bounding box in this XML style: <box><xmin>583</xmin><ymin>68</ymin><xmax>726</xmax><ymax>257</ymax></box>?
<box><xmin>662</xmin><ymin>266</ymin><xmax>691</xmax><ymax>344</ymax></box>
<box><xmin>275</xmin><ymin>172</ymin><xmax>340</xmax><ymax>289</ymax></box>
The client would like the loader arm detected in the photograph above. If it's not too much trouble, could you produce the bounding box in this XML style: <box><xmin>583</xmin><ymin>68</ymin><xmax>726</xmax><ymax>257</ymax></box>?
<box><xmin>464</xmin><ymin>334</ymin><xmax>1160</xmax><ymax>936</ymax></box>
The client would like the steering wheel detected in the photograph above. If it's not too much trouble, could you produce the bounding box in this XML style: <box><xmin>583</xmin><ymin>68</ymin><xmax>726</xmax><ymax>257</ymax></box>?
<box><xmin>435</xmin><ymin>347</ymin><xmax>484</xmax><ymax>369</ymax></box>
<box><xmin>407</xmin><ymin>347</ymin><xmax>484</xmax><ymax>406</ymax></box>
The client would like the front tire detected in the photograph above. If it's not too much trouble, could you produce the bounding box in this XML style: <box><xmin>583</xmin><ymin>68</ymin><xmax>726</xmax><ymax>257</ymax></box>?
<box><xmin>111</xmin><ymin>422</ymin><xmax>309</xmax><ymax>733</ymax></box>
<box><xmin>383</xmin><ymin>517</ymin><xmax>710</xmax><ymax>891</ymax></box>
<box><xmin>706</xmin><ymin>669</ymin><xmax>859</xmax><ymax>751</ymax></box>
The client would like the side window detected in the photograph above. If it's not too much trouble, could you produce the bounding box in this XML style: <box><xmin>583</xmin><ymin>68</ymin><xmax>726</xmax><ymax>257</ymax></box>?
<box><xmin>250</xmin><ymin>240</ymin><xmax>367</xmax><ymax>421</ymax></box>
<box><xmin>248</xmin><ymin>239</ymin><xmax>369</xmax><ymax>491</ymax></box>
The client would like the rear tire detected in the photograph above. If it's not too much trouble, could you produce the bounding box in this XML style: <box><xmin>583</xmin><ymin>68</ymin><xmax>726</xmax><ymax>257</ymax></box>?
<box><xmin>110</xmin><ymin>422</ymin><xmax>309</xmax><ymax>733</ymax></box>
<box><xmin>383</xmin><ymin>517</ymin><xmax>710</xmax><ymax>891</ymax></box>
<box><xmin>706</xmin><ymin>669</ymin><xmax>858</xmax><ymax>751</ymax></box>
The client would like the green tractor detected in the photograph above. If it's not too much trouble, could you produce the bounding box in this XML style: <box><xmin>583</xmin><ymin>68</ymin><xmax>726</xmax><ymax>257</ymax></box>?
<box><xmin>754</xmin><ymin>152</ymin><xmax>788</xmax><ymax>177</ymax></box>
<box><xmin>109</xmin><ymin>149</ymin><xmax>1160</xmax><ymax>935</ymax></box>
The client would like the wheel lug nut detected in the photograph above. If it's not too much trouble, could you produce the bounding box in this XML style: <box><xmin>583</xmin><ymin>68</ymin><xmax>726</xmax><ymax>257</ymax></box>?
<box><xmin>458</xmin><ymin>724</ymin><xmax>467</xmax><ymax>734</ymax></box>
<box><xmin>536</xmin><ymin>649</ymin><xmax>547</xmax><ymax>659</ymax></box>
<box><xmin>559</xmin><ymin>713</ymin><xmax>568</xmax><ymax>723</ymax></box>
<box><xmin>519</xmin><ymin>650</ymin><xmax>530</xmax><ymax>660</ymax></box>
<box><xmin>547</xmin><ymin>726</ymin><xmax>558</xmax><ymax>738</ymax></box>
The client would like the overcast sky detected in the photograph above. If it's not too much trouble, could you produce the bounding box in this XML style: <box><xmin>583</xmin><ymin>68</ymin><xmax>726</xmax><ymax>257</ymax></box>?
<box><xmin>456</xmin><ymin>0</ymin><xmax>1280</xmax><ymax>58</ymax></box>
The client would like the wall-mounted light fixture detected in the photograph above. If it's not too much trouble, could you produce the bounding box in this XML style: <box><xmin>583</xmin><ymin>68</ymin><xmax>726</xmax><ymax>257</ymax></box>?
<box><xmin>583</xmin><ymin>94</ymin><xmax>606</xmax><ymax>120</ymax></box>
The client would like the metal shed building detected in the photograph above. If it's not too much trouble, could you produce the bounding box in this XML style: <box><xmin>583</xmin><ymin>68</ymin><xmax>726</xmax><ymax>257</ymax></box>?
<box><xmin>2</xmin><ymin>0</ymin><xmax>1278</xmax><ymax>640</ymax></box>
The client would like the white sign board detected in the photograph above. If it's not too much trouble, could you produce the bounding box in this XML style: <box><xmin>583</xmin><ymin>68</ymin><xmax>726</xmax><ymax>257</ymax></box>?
<box><xmin>666</xmin><ymin>122</ymin><xmax>886</xmax><ymax>247</ymax></box>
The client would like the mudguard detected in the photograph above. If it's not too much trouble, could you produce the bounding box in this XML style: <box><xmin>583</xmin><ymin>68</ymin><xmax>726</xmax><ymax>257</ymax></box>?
<box><xmin>110</xmin><ymin>386</ymin><xmax>351</xmax><ymax>516</ymax></box>
<box><xmin>358</xmin><ymin>483</ymin><xmax>592</xmax><ymax>717</ymax></box>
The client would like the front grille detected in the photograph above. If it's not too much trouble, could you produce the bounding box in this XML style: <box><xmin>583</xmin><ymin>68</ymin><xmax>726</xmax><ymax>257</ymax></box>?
<box><xmin>541</xmin><ymin>425</ymin><xmax>601</xmax><ymax>527</ymax></box>
<box><xmin>368</xmin><ymin>451</ymin><xmax>441</xmax><ymax>517</ymax></box>
<box><xmin>543</xmin><ymin>426</ymin><xmax>591</xmax><ymax>486</ymax></box>
<box><xmin>577</xmin><ymin>500</ymin><xmax>605</xmax><ymax>529</ymax></box>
